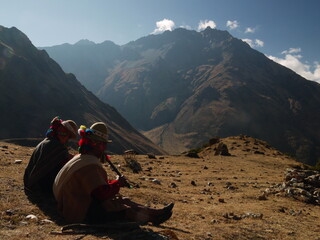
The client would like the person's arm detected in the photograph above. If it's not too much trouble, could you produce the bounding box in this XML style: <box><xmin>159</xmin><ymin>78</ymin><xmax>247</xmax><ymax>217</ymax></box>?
<box><xmin>91</xmin><ymin>180</ymin><xmax>121</xmax><ymax>201</ymax></box>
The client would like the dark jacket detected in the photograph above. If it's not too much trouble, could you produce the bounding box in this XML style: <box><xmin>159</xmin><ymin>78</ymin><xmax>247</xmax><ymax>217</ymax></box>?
<box><xmin>23</xmin><ymin>137</ymin><xmax>69</xmax><ymax>196</ymax></box>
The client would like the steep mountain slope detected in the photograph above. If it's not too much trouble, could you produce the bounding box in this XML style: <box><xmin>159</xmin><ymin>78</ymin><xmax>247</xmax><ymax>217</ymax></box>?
<box><xmin>43</xmin><ymin>28</ymin><xmax>320</xmax><ymax>165</ymax></box>
<box><xmin>0</xmin><ymin>26</ymin><xmax>165</xmax><ymax>154</ymax></box>
<box><xmin>41</xmin><ymin>39</ymin><xmax>121</xmax><ymax>93</ymax></box>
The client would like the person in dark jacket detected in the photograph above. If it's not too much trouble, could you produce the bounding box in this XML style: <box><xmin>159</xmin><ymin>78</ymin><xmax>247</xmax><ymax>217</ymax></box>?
<box><xmin>24</xmin><ymin>116</ymin><xmax>78</xmax><ymax>198</ymax></box>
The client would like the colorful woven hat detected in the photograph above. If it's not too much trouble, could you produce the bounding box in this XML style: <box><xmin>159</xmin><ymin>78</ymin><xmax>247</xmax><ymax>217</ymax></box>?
<box><xmin>78</xmin><ymin>122</ymin><xmax>112</xmax><ymax>143</ymax></box>
<box><xmin>61</xmin><ymin>120</ymin><xmax>78</xmax><ymax>139</ymax></box>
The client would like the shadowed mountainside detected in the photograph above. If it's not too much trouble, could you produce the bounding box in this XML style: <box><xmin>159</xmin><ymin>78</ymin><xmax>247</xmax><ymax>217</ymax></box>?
<box><xmin>0</xmin><ymin>26</ymin><xmax>165</xmax><ymax>154</ymax></box>
<box><xmin>42</xmin><ymin>28</ymin><xmax>320</xmax><ymax>165</ymax></box>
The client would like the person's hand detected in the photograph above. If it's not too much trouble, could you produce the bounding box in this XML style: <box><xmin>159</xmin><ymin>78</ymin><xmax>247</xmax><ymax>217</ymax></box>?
<box><xmin>117</xmin><ymin>175</ymin><xmax>129</xmax><ymax>188</ymax></box>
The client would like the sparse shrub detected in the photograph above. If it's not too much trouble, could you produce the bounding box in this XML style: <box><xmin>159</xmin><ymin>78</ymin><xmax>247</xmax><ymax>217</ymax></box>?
<box><xmin>125</xmin><ymin>158</ymin><xmax>142</xmax><ymax>173</ymax></box>
<box><xmin>185</xmin><ymin>148</ymin><xmax>202</xmax><ymax>158</ymax></box>
<box><xmin>188</xmin><ymin>148</ymin><xmax>201</xmax><ymax>154</ymax></box>
<box><xmin>309</xmin><ymin>159</ymin><xmax>320</xmax><ymax>171</ymax></box>
<box><xmin>202</xmin><ymin>143</ymin><xmax>210</xmax><ymax>148</ymax></box>
<box><xmin>186</xmin><ymin>151</ymin><xmax>200</xmax><ymax>158</ymax></box>
<box><xmin>209</xmin><ymin>137</ymin><xmax>220</xmax><ymax>145</ymax></box>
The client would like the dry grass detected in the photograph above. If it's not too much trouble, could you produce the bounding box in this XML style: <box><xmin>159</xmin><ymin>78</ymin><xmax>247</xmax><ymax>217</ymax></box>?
<box><xmin>1</xmin><ymin>136</ymin><xmax>320</xmax><ymax>239</ymax></box>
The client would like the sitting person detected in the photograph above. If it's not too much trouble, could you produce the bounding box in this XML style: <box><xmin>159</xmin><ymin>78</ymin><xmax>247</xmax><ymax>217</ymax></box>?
<box><xmin>24</xmin><ymin>116</ymin><xmax>78</xmax><ymax>198</ymax></box>
<box><xmin>53</xmin><ymin>122</ymin><xmax>174</xmax><ymax>224</ymax></box>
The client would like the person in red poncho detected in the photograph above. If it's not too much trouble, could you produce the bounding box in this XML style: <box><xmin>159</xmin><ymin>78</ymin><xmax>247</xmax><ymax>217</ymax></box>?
<box><xmin>53</xmin><ymin>122</ymin><xmax>174</xmax><ymax>224</ymax></box>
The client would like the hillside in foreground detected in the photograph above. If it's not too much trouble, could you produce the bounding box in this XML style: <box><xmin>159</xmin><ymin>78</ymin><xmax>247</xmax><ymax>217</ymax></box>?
<box><xmin>0</xmin><ymin>136</ymin><xmax>319</xmax><ymax>240</ymax></box>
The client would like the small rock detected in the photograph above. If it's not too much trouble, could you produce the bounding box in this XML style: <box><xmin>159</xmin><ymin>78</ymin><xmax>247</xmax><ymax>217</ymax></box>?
<box><xmin>289</xmin><ymin>210</ymin><xmax>302</xmax><ymax>216</ymax></box>
<box><xmin>214</xmin><ymin>142</ymin><xmax>231</xmax><ymax>156</ymax></box>
<box><xmin>252</xmin><ymin>213</ymin><xmax>263</xmax><ymax>219</ymax></box>
<box><xmin>223</xmin><ymin>212</ymin><xmax>241</xmax><ymax>220</ymax></box>
<box><xmin>186</xmin><ymin>152</ymin><xmax>200</xmax><ymax>158</ymax></box>
<box><xmin>41</xmin><ymin>219</ymin><xmax>54</xmax><ymax>224</ymax></box>
<box><xmin>147</xmin><ymin>153</ymin><xmax>156</xmax><ymax>159</ymax></box>
<box><xmin>14</xmin><ymin>160</ymin><xmax>23</xmax><ymax>164</ymax></box>
<box><xmin>222</xmin><ymin>212</ymin><xmax>229</xmax><ymax>218</ymax></box>
<box><xmin>258</xmin><ymin>194</ymin><xmax>268</xmax><ymax>200</ymax></box>
<box><xmin>232</xmin><ymin>215</ymin><xmax>242</xmax><ymax>220</ymax></box>
<box><xmin>5</xmin><ymin>209</ymin><xmax>15</xmax><ymax>216</ymax></box>
<box><xmin>278</xmin><ymin>207</ymin><xmax>287</xmax><ymax>213</ymax></box>
<box><xmin>288</xmin><ymin>231</ymin><xmax>295</xmax><ymax>236</ymax></box>
<box><xmin>243</xmin><ymin>212</ymin><xmax>263</xmax><ymax>219</ymax></box>
<box><xmin>151</xmin><ymin>179</ymin><xmax>161</xmax><ymax>185</ymax></box>
<box><xmin>191</xmin><ymin>180</ymin><xmax>197</xmax><ymax>186</ymax></box>
<box><xmin>169</xmin><ymin>182</ymin><xmax>177</xmax><ymax>188</ymax></box>
<box><xmin>227</xmin><ymin>186</ymin><xmax>237</xmax><ymax>190</ymax></box>
<box><xmin>211</xmin><ymin>219</ymin><xmax>218</xmax><ymax>224</ymax></box>
<box><xmin>26</xmin><ymin>214</ymin><xmax>38</xmax><ymax>221</ymax></box>
<box><xmin>218</xmin><ymin>198</ymin><xmax>225</xmax><ymax>203</ymax></box>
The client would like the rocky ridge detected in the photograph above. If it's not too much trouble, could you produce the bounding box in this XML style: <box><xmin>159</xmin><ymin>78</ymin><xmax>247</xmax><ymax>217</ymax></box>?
<box><xmin>264</xmin><ymin>168</ymin><xmax>320</xmax><ymax>205</ymax></box>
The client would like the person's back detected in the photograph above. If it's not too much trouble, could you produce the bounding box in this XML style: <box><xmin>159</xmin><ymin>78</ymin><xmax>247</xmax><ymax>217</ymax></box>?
<box><xmin>53</xmin><ymin>154</ymin><xmax>111</xmax><ymax>222</ymax></box>
<box><xmin>23</xmin><ymin>116</ymin><xmax>78</xmax><ymax>199</ymax></box>
<box><xmin>24</xmin><ymin>137</ymin><xmax>69</xmax><ymax>196</ymax></box>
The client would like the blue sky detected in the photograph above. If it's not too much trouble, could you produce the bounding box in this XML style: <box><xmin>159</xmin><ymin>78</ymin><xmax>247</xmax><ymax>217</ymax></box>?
<box><xmin>1</xmin><ymin>0</ymin><xmax>319</xmax><ymax>82</ymax></box>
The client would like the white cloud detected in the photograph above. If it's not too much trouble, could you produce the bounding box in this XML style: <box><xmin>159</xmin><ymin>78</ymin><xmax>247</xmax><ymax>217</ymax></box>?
<box><xmin>255</xmin><ymin>39</ymin><xmax>264</xmax><ymax>47</ymax></box>
<box><xmin>198</xmin><ymin>20</ymin><xmax>216</xmax><ymax>31</ymax></box>
<box><xmin>226</xmin><ymin>20</ymin><xmax>239</xmax><ymax>30</ymax></box>
<box><xmin>152</xmin><ymin>19</ymin><xmax>175</xmax><ymax>34</ymax></box>
<box><xmin>242</xmin><ymin>38</ymin><xmax>253</xmax><ymax>46</ymax></box>
<box><xmin>314</xmin><ymin>62</ymin><xmax>320</xmax><ymax>82</ymax></box>
<box><xmin>267</xmin><ymin>49</ymin><xmax>320</xmax><ymax>83</ymax></box>
<box><xmin>281</xmin><ymin>48</ymin><xmax>301</xmax><ymax>55</ymax></box>
<box><xmin>242</xmin><ymin>38</ymin><xmax>264</xmax><ymax>48</ymax></box>
<box><xmin>179</xmin><ymin>25</ymin><xmax>192</xmax><ymax>30</ymax></box>
<box><xmin>245</xmin><ymin>27</ymin><xmax>255</xmax><ymax>33</ymax></box>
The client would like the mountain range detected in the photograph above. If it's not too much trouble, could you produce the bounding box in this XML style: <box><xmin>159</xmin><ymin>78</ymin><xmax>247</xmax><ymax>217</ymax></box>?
<box><xmin>42</xmin><ymin>27</ymin><xmax>320</xmax><ymax>166</ymax></box>
<box><xmin>0</xmin><ymin>25</ymin><xmax>165</xmax><ymax>155</ymax></box>
<box><xmin>45</xmin><ymin>28</ymin><xmax>320</xmax><ymax>164</ymax></box>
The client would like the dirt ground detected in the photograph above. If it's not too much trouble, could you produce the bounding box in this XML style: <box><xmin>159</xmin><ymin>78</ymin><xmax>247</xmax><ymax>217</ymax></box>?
<box><xmin>1</xmin><ymin>136</ymin><xmax>320</xmax><ymax>240</ymax></box>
